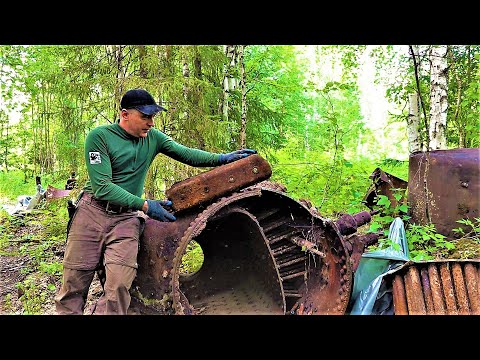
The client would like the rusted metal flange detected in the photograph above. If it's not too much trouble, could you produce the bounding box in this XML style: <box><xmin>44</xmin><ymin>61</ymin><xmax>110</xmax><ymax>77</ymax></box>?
<box><xmin>132</xmin><ymin>183</ymin><xmax>368</xmax><ymax>315</ymax></box>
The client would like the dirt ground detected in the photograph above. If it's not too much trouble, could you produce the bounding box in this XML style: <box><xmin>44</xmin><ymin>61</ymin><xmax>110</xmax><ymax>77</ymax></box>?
<box><xmin>0</xmin><ymin>242</ymin><xmax>103</xmax><ymax>315</ymax></box>
<box><xmin>0</xmin><ymin>209</ymin><xmax>103</xmax><ymax>315</ymax></box>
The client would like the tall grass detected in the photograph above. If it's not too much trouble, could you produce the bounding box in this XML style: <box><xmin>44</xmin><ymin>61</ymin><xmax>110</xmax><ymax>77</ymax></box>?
<box><xmin>0</xmin><ymin>171</ymin><xmax>66</xmax><ymax>202</ymax></box>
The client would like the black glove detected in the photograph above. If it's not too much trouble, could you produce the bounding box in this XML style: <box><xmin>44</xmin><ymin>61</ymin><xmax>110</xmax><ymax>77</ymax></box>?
<box><xmin>219</xmin><ymin>149</ymin><xmax>257</xmax><ymax>164</ymax></box>
<box><xmin>146</xmin><ymin>199</ymin><xmax>176</xmax><ymax>222</ymax></box>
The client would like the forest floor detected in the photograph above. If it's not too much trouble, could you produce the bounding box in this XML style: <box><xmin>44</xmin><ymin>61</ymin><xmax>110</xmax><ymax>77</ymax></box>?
<box><xmin>0</xmin><ymin>241</ymin><xmax>102</xmax><ymax>315</ymax></box>
<box><xmin>0</xmin><ymin>199</ymin><xmax>103</xmax><ymax>315</ymax></box>
<box><xmin>0</xmin><ymin>197</ymin><xmax>479</xmax><ymax>316</ymax></box>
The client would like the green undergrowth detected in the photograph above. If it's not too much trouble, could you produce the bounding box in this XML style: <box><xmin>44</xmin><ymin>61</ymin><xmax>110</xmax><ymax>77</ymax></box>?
<box><xmin>0</xmin><ymin>196</ymin><xmax>68</xmax><ymax>314</ymax></box>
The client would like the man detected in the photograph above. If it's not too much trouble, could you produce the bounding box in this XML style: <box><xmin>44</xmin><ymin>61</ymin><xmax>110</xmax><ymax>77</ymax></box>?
<box><xmin>54</xmin><ymin>88</ymin><xmax>256</xmax><ymax>315</ymax></box>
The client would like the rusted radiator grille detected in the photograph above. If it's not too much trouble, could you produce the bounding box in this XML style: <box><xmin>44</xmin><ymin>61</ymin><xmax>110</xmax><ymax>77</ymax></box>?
<box><xmin>386</xmin><ymin>260</ymin><xmax>480</xmax><ymax>315</ymax></box>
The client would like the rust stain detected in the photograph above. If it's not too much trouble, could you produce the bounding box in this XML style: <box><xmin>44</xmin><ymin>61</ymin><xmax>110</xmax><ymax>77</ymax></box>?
<box><xmin>408</xmin><ymin>148</ymin><xmax>480</xmax><ymax>239</ymax></box>
<box><xmin>406</xmin><ymin>266</ymin><xmax>426</xmax><ymax>314</ymax></box>
<box><xmin>364</xmin><ymin>167</ymin><xmax>408</xmax><ymax>212</ymax></box>
<box><xmin>392</xmin><ymin>274</ymin><xmax>408</xmax><ymax>315</ymax></box>
<box><xmin>464</xmin><ymin>263</ymin><xmax>480</xmax><ymax>314</ymax></box>
<box><xmin>387</xmin><ymin>260</ymin><xmax>480</xmax><ymax>315</ymax></box>
<box><xmin>131</xmin><ymin>155</ymin><xmax>375</xmax><ymax>315</ymax></box>
<box><xmin>420</xmin><ymin>268</ymin><xmax>435</xmax><ymax>314</ymax></box>
<box><xmin>166</xmin><ymin>154</ymin><xmax>272</xmax><ymax>212</ymax></box>
<box><xmin>440</xmin><ymin>262</ymin><xmax>459</xmax><ymax>315</ymax></box>
<box><xmin>452</xmin><ymin>262</ymin><xmax>470</xmax><ymax>314</ymax></box>
<box><xmin>428</xmin><ymin>263</ymin><xmax>446</xmax><ymax>314</ymax></box>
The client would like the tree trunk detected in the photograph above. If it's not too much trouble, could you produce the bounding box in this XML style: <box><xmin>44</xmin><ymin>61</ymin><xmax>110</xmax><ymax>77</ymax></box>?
<box><xmin>239</xmin><ymin>45</ymin><xmax>247</xmax><ymax>149</ymax></box>
<box><xmin>113</xmin><ymin>45</ymin><xmax>125</xmax><ymax>117</ymax></box>
<box><xmin>407</xmin><ymin>93</ymin><xmax>422</xmax><ymax>153</ymax></box>
<box><xmin>222</xmin><ymin>45</ymin><xmax>238</xmax><ymax>121</ymax></box>
<box><xmin>137</xmin><ymin>45</ymin><xmax>147</xmax><ymax>78</ymax></box>
<box><xmin>428</xmin><ymin>45</ymin><xmax>448</xmax><ymax>150</ymax></box>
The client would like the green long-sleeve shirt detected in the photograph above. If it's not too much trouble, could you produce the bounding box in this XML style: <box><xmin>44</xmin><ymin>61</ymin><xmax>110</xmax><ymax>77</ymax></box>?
<box><xmin>83</xmin><ymin>122</ymin><xmax>223</xmax><ymax>210</ymax></box>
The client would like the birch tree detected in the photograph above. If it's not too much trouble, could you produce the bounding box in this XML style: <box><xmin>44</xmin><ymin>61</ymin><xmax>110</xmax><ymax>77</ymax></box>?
<box><xmin>239</xmin><ymin>45</ymin><xmax>247</xmax><ymax>149</ymax></box>
<box><xmin>222</xmin><ymin>45</ymin><xmax>238</xmax><ymax>122</ymax></box>
<box><xmin>407</xmin><ymin>93</ymin><xmax>422</xmax><ymax>153</ymax></box>
<box><xmin>428</xmin><ymin>45</ymin><xmax>448</xmax><ymax>150</ymax></box>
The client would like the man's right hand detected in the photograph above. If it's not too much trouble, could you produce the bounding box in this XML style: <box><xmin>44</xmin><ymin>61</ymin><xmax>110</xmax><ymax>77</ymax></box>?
<box><xmin>145</xmin><ymin>199</ymin><xmax>176</xmax><ymax>222</ymax></box>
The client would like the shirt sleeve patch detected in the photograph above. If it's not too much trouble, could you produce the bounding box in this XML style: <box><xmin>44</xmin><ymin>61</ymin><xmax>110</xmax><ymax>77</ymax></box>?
<box><xmin>89</xmin><ymin>152</ymin><xmax>101</xmax><ymax>164</ymax></box>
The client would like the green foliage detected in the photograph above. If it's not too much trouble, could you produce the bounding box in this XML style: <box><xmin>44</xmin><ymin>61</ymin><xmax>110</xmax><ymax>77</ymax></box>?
<box><xmin>0</xmin><ymin>171</ymin><xmax>37</xmax><ymax>202</ymax></box>
<box><xmin>0</xmin><ymin>170</ymin><xmax>65</xmax><ymax>202</ymax></box>
<box><xmin>452</xmin><ymin>217</ymin><xmax>480</xmax><ymax>243</ymax></box>
<box><xmin>375</xmin><ymin>45</ymin><xmax>480</xmax><ymax>150</ymax></box>
<box><xmin>243</xmin><ymin>45</ymin><xmax>314</xmax><ymax>153</ymax></box>
<box><xmin>366</xmin><ymin>186</ymin><xmax>457</xmax><ymax>261</ymax></box>
<box><xmin>179</xmin><ymin>241</ymin><xmax>204</xmax><ymax>276</ymax></box>
<box><xmin>377</xmin><ymin>158</ymin><xmax>409</xmax><ymax>181</ymax></box>
<box><xmin>16</xmin><ymin>275</ymin><xmax>55</xmax><ymax>314</ymax></box>
<box><xmin>268</xmin><ymin>73</ymin><xmax>378</xmax><ymax>217</ymax></box>
<box><xmin>271</xmin><ymin>151</ymin><xmax>375</xmax><ymax>217</ymax></box>
<box><xmin>0</xmin><ymin>210</ymin><xmax>17</xmax><ymax>251</ymax></box>
<box><xmin>446</xmin><ymin>47</ymin><xmax>480</xmax><ymax>148</ymax></box>
<box><xmin>2</xmin><ymin>293</ymin><xmax>14</xmax><ymax>313</ymax></box>
<box><xmin>39</xmin><ymin>261</ymin><xmax>63</xmax><ymax>276</ymax></box>
<box><xmin>368</xmin><ymin>190</ymin><xmax>410</xmax><ymax>237</ymax></box>
<box><xmin>0</xmin><ymin>175</ymin><xmax>70</xmax><ymax>314</ymax></box>
<box><xmin>406</xmin><ymin>223</ymin><xmax>455</xmax><ymax>261</ymax></box>
<box><xmin>38</xmin><ymin>198</ymin><xmax>69</xmax><ymax>238</ymax></box>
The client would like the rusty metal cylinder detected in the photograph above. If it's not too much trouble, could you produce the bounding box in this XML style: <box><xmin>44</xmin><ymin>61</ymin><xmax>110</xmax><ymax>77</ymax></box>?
<box><xmin>392</xmin><ymin>274</ymin><xmax>408</xmax><ymax>315</ymax></box>
<box><xmin>335</xmin><ymin>211</ymin><xmax>373</xmax><ymax>235</ymax></box>
<box><xmin>408</xmin><ymin>148</ymin><xmax>480</xmax><ymax>239</ymax></box>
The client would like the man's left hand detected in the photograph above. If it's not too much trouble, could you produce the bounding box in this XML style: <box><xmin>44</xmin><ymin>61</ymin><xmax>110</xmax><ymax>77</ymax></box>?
<box><xmin>219</xmin><ymin>149</ymin><xmax>257</xmax><ymax>164</ymax></box>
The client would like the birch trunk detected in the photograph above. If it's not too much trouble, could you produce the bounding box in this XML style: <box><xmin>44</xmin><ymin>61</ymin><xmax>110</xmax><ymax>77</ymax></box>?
<box><xmin>407</xmin><ymin>93</ymin><xmax>422</xmax><ymax>153</ymax></box>
<box><xmin>181</xmin><ymin>53</ymin><xmax>190</xmax><ymax>123</ymax></box>
<box><xmin>239</xmin><ymin>45</ymin><xmax>247</xmax><ymax>149</ymax></box>
<box><xmin>428</xmin><ymin>45</ymin><xmax>448</xmax><ymax>150</ymax></box>
<box><xmin>183</xmin><ymin>56</ymin><xmax>190</xmax><ymax>100</ymax></box>
<box><xmin>222</xmin><ymin>45</ymin><xmax>238</xmax><ymax>121</ymax></box>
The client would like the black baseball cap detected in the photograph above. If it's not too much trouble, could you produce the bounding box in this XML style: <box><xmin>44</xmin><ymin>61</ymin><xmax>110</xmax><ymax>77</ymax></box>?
<box><xmin>120</xmin><ymin>89</ymin><xmax>166</xmax><ymax>115</ymax></box>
